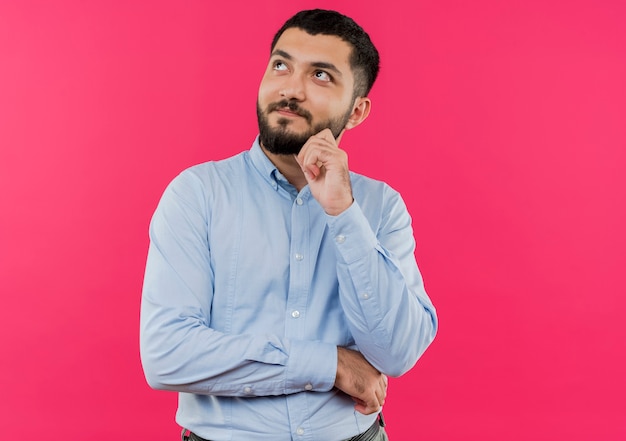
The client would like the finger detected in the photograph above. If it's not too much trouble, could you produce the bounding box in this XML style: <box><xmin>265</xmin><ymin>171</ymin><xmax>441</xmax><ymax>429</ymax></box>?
<box><xmin>350</xmin><ymin>390</ymin><xmax>379</xmax><ymax>414</ymax></box>
<box><xmin>302</xmin><ymin>157</ymin><xmax>322</xmax><ymax>180</ymax></box>
<box><xmin>375</xmin><ymin>385</ymin><xmax>386</xmax><ymax>408</ymax></box>
<box><xmin>335</xmin><ymin>128</ymin><xmax>346</xmax><ymax>145</ymax></box>
<box><xmin>355</xmin><ymin>400</ymin><xmax>380</xmax><ymax>415</ymax></box>
<box><xmin>299</xmin><ymin>149</ymin><xmax>327</xmax><ymax>180</ymax></box>
<box><xmin>314</xmin><ymin>128</ymin><xmax>336</xmax><ymax>143</ymax></box>
<box><xmin>380</xmin><ymin>374</ymin><xmax>388</xmax><ymax>391</ymax></box>
<box><xmin>351</xmin><ymin>397</ymin><xmax>369</xmax><ymax>415</ymax></box>
<box><xmin>373</xmin><ymin>375</ymin><xmax>387</xmax><ymax>408</ymax></box>
<box><xmin>302</xmin><ymin>141</ymin><xmax>338</xmax><ymax>169</ymax></box>
<box><xmin>296</xmin><ymin>138</ymin><xmax>327</xmax><ymax>179</ymax></box>
<box><xmin>295</xmin><ymin>144</ymin><xmax>326</xmax><ymax>180</ymax></box>
<box><xmin>293</xmin><ymin>154</ymin><xmax>314</xmax><ymax>180</ymax></box>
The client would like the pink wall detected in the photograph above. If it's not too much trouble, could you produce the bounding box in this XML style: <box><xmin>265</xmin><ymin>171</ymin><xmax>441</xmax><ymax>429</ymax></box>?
<box><xmin>1</xmin><ymin>0</ymin><xmax>625</xmax><ymax>439</ymax></box>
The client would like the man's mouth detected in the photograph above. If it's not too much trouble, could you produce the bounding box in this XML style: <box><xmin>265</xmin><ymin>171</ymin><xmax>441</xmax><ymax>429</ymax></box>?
<box><xmin>268</xmin><ymin>101</ymin><xmax>312</xmax><ymax>123</ymax></box>
<box><xmin>277</xmin><ymin>107</ymin><xmax>303</xmax><ymax>117</ymax></box>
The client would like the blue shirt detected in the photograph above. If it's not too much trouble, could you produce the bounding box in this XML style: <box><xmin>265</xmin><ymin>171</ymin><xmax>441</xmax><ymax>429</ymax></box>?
<box><xmin>140</xmin><ymin>137</ymin><xmax>437</xmax><ymax>441</ymax></box>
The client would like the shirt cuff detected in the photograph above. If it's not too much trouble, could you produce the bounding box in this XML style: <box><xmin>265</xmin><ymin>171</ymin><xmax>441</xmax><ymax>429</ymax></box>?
<box><xmin>285</xmin><ymin>339</ymin><xmax>337</xmax><ymax>394</ymax></box>
<box><xmin>325</xmin><ymin>201</ymin><xmax>378</xmax><ymax>265</ymax></box>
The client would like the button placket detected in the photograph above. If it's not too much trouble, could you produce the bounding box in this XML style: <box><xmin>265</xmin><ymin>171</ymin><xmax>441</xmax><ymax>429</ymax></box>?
<box><xmin>285</xmin><ymin>190</ymin><xmax>310</xmax><ymax>341</ymax></box>
<box><xmin>283</xmin><ymin>190</ymin><xmax>322</xmax><ymax>441</ymax></box>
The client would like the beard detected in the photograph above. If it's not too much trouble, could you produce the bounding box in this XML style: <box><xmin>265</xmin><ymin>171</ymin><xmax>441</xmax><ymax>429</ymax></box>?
<box><xmin>257</xmin><ymin>99</ymin><xmax>352</xmax><ymax>155</ymax></box>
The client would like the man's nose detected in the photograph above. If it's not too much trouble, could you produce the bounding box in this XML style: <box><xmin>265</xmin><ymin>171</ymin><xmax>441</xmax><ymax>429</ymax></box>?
<box><xmin>279</xmin><ymin>73</ymin><xmax>305</xmax><ymax>101</ymax></box>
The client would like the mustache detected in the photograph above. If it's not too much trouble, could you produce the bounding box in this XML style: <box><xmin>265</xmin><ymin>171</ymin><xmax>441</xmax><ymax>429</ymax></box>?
<box><xmin>267</xmin><ymin>100</ymin><xmax>312</xmax><ymax>123</ymax></box>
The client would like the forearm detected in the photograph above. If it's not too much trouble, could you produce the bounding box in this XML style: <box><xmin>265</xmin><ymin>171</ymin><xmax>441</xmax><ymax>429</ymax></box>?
<box><xmin>336</xmin><ymin>248</ymin><xmax>436</xmax><ymax>376</ymax></box>
<box><xmin>328</xmin><ymin>199</ymin><xmax>437</xmax><ymax>376</ymax></box>
<box><xmin>140</xmin><ymin>285</ymin><xmax>337</xmax><ymax>396</ymax></box>
<box><xmin>140</xmin><ymin>171</ymin><xmax>337</xmax><ymax>397</ymax></box>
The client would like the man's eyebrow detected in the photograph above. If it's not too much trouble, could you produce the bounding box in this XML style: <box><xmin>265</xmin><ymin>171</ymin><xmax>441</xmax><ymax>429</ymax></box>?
<box><xmin>271</xmin><ymin>49</ymin><xmax>293</xmax><ymax>60</ymax></box>
<box><xmin>311</xmin><ymin>61</ymin><xmax>342</xmax><ymax>77</ymax></box>
<box><xmin>270</xmin><ymin>49</ymin><xmax>343</xmax><ymax>77</ymax></box>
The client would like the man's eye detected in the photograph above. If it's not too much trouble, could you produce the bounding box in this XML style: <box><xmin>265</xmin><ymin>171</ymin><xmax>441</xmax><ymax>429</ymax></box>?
<box><xmin>314</xmin><ymin>71</ymin><xmax>331</xmax><ymax>82</ymax></box>
<box><xmin>273</xmin><ymin>61</ymin><xmax>288</xmax><ymax>71</ymax></box>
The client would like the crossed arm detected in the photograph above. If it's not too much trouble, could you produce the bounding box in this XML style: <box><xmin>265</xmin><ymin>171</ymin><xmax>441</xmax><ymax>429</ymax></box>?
<box><xmin>140</xmin><ymin>131</ymin><xmax>437</xmax><ymax>415</ymax></box>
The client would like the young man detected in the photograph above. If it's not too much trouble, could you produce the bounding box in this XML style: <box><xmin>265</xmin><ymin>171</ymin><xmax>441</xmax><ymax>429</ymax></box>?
<box><xmin>140</xmin><ymin>9</ymin><xmax>437</xmax><ymax>441</ymax></box>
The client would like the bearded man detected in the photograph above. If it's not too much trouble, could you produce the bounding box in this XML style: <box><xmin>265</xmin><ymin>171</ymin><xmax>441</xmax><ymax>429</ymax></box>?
<box><xmin>140</xmin><ymin>9</ymin><xmax>437</xmax><ymax>441</ymax></box>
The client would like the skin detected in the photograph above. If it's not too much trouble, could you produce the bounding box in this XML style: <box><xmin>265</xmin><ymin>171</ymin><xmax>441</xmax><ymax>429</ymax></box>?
<box><xmin>257</xmin><ymin>28</ymin><xmax>386</xmax><ymax>414</ymax></box>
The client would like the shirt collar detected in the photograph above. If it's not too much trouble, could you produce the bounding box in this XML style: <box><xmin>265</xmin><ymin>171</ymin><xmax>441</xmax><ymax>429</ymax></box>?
<box><xmin>249</xmin><ymin>136</ymin><xmax>276</xmax><ymax>181</ymax></box>
<box><xmin>248</xmin><ymin>135</ymin><xmax>295</xmax><ymax>193</ymax></box>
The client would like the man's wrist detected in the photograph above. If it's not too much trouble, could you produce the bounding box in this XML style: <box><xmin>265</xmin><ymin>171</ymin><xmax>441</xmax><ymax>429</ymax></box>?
<box><xmin>324</xmin><ymin>198</ymin><xmax>354</xmax><ymax>216</ymax></box>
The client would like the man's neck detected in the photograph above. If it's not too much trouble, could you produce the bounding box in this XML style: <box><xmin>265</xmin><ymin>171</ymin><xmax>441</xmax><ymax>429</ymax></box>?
<box><xmin>260</xmin><ymin>143</ymin><xmax>308</xmax><ymax>192</ymax></box>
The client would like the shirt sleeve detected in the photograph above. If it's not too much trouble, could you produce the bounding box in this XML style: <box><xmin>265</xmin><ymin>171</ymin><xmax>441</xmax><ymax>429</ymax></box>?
<box><xmin>325</xmin><ymin>188</ymin><xmax>438</xmax><ymax>377</ymax></box>
<box><xmin>140</xmin><ymin>170</ymin><xmax>337</xmax><ymax>396</ymax></box>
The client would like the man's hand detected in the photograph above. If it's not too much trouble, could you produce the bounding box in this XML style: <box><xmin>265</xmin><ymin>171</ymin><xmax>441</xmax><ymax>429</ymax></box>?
<box><xmin>295</xmin><ymin>129</ymin><xmax>353</xmax><ymax>216</ymax></box>
<box><xmin>335</xmin><ymin>347</ymin><xmax>387</xmax><ymax>415</ymax></box>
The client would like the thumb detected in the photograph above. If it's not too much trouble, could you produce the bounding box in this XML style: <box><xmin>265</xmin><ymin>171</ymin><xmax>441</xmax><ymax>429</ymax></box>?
<box><xmin>315</xmin><ymin>128</ymin><xmax>336</xmax><ymax>143</ymax></box>
<box><xmin>293</xmin><ymin>154</ymin><xmax>316</xmax><ymax>180</ymax></box>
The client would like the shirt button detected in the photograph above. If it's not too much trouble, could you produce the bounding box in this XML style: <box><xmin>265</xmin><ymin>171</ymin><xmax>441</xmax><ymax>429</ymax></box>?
<box><xmin>335</xmin><ymin>235</ymin><xmax>346</xmax><ymax>244</ymax></box>
<box><xmin>296</xmin><ymin>428</ymin><xmax>305</xmax><ymax>436</ymax></box>
<box><xmin>244</xmin><ymin>386</ymin><xmax>252</xmax><ymax>394</ymax></box>
<box><xmin>291</xmin><ymin>310</ymin><xmax>300</xmax><ymax>318</ymax></box>
<box><xmin>296</xmin><ymin>197</ymin><xmax>303</xmax><ymax>206</ymax></box>
<box><xmin>304</xmin><ymin>383</ymin><xmax>313</xmax><ymax>391</ymax></box>
<box><xmin>295</xmin><ymin>253</ymin><xmax>304</xmax><ymax>261</ymax></box>
<box><xmin>362</xmin><ymin>293</ymin><xmax>370</xmax><ymax>299</ymax></box>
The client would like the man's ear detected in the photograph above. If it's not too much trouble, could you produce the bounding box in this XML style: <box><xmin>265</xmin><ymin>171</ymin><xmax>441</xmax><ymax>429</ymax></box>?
<box><xmin>344</xmin><ymin>97</ymin><xmax>371</xmax><ymax>130</ymax></box>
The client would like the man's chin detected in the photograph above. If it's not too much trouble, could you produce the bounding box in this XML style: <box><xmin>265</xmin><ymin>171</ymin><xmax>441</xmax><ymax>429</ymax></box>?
<box><xmin>258</xmin><ymin>110</ymin><xmax>319</xmax><ymax>155</ymax></box>
<box><xmin>260</xmin><ymin>132</ymin><xmax>308</xmax><ymax>156</ymax></box>
<box><xmin>271</xmin><ymin>119</ymin><xmax>310</xmax><ymax>135</ymax></box>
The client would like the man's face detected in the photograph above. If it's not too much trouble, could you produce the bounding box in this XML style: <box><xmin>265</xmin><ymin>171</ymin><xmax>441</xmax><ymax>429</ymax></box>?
<box><xmin>257</xmin><ymin>28</ymin><xmax>358</xmax><ymax>155</ymax></box>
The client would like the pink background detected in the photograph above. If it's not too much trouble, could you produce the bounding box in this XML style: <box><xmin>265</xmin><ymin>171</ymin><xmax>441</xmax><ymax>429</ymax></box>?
<box><xmin>1</xmin><ymin>0</ymin><xmax>625</xmax><ymax>439</ymax></box>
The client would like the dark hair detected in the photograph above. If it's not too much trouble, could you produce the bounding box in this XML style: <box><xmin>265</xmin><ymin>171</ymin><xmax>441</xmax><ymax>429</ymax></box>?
<box><xmin>270</xmin><ymin>9</ymin><xmax>380</xmax><ymax>97</ymax></box>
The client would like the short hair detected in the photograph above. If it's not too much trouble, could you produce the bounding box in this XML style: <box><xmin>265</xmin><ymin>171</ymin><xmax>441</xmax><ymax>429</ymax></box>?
<box><xmin>270</xmin><ymin>9</ymin><xmax>380</xmax><ymax>98</ymax></box>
